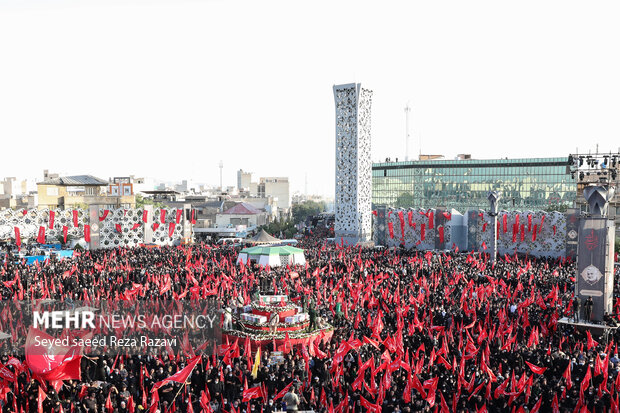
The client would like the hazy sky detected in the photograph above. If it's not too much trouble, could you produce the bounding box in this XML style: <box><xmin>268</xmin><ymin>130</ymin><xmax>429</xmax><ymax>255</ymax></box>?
<box><xmin>1</xmin><ymin>0</ymin><xmax>619</xmax><ymax>197</ymax></box>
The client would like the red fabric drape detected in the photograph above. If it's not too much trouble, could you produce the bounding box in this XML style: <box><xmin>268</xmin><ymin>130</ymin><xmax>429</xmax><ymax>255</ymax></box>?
<box><xmin>512</xmin><ymin>223</ymin><xmax>518</xmax><ymax>243</ymax></box>
<box><xmin>408</xmin><ymin>211</ymin><xmax>414</xmax><ymax>227</ymax></box>
<box><xmin>421</xmin><ymin>224</ymin><xmax>426</xmax><ymax>241</ymax></box>
<box><xmin>176</xmin><ymin>209</ymin><xmax>183</xmax><ymax>224</ymax></box>
<box><xmin>482</xmin><ymin>223</ymin><xmax>487</xmax><ymax>232</ymax></box>
<box><xmin>520</xmin><ymin>224</ymin><xmax>525</xmax><ymax>242</ymax></box>
<box><xmin>153</xmin><ymin>223</ymin><xmax>160</xmax><ymax>231</ymax></box>
<box><xmin>72</xmin><ymin>210</ymin><xmax>79</xmax><ymax>228</ymax></box>
<box><xmin>398</xmin><ymin>211</ymin><xmax>406</xmax><ymax>237</ymax></box>
<box><xmin>37</xmin><ymin>226</ymin><xmax>46</xmax><ymax>244</ymax></box>
<box><xmin>62</xmin><ymin>226</ymin><xmax>68</xmax><ymax>244</ymax></box>
<box><xmin>115</xmin><ymin>224</ymin><xmax>122</xmax><ymax>233</ymax></box>
<box><xmin>131</xmin><ymin>223</ymin><xmax>141</xmax><ymax>230</ymax></box>
<box><xmin>388</xmin><ymin>222</ymin><xmax>394</xmax><ymax>239</ymax></box>
<box><xmin>99</xmin><ymin>210</ymin><xmax>109</xmax><ymax>222</ymax></box>
<box><xmin>142</xmin><ymin>210</ymin><xmax>148</xmax><ymax>223</ymax></box>
<box><xmin>502</xmin><ymin>214</ymin><xmax>507</xmax><ymax>233</ymax></box>
<box><xmin>160</xmin><ymin>209</ymin><xmax>167</xmax><ymax>223</ymax></box>
<box><xmin>539</xmin><ymin>215</ymin><xmax>545</xmax><ymax>233</ymax></box>
<box><xmin>497</xmin><ymin>222</ymin><xmax>501</xmax><ymax>236</ymax></box>
<box><xmin>527</xmin><ymin>214</ymin><xmax>532</xmax><ymax>232</ymax></box>
<box><xmin>14</xmin><ymin>227</ymin><xmax>20</xmax><ymax>250</ymax></box>
<box><xmin>553</xmin><ymin>225</ymin><xmax>556</xmax><ymax>235</ymax></box>
<box><xmin>191</xmin><ymin>209</ymin><xmax>196</xmax><ymax>225</ymax></box>
<box><xmin>168</xmin><ymin>222</ymin><xmax>176</xmax><ymax>237</ymax></box>
<box><xmin>532</xmin><ymin>224</ymin><xmax>538</xmax><ymax>242</ymax></box>
<box><xmin>438</xmin><ymin>226</ymin><xmax>444</xmax><ymax>243</ymax></box>
<box><xmin>84</xmin><ymin>225</ymin><xmax>91</xmax><ymax>242</ymax></box>
<box><xmin>48</xmin><ymin>211</ymin><xmax>55</xmax><ymax>230</ymax></box>
<box><xmin>428</xmin><ymin>211</ymin><xmax>434</xmax><ymax>230</ymax></box>
<box><xmin>372</xmin><ymin>210</ymin><xmax>377</xmax><ymax>216</ymax></box>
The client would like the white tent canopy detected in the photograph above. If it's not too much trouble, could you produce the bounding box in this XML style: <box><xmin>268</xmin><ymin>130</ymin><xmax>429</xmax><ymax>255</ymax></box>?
<box><xmin>237</xmin><ymin>245</ymin><xmax>306</xmax><ymax>267</ymax></box>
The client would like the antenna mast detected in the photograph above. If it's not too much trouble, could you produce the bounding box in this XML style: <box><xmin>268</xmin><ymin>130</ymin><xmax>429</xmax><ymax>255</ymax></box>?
<box><xmin>405</xmin><ymin>102</ymin><xmax>411</xmax><ymax>161</ymax></box>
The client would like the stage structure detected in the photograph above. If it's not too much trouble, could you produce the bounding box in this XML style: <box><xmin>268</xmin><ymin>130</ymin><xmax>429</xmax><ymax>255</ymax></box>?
<box><xmin>575</xmin><ymin>185</ymin><xmax>616</xmax><ymax>322</ymax></box>
<box><xmin>333</xmin><ymin>83</ymin><xmax>373</xmax><ymax>245</ymax></box>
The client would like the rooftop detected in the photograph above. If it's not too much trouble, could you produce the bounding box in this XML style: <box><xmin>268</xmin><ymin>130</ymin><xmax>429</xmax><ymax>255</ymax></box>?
<box><xmin>37</xmin><ymin>175</ymin><xmax>109</xmax><ymax>186</ymax></box>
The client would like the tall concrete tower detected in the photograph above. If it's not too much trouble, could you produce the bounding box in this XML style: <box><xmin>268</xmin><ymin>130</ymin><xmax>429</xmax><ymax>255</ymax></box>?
<box><xmin>333</xmin><ymin>83</ymin><xmax>373</xmax><ymax>245</ymax></box>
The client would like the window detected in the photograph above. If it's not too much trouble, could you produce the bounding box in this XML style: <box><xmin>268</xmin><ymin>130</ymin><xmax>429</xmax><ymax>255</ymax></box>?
<box><xmin>123</xmin><ymin>185</ymin><xmax>132</xmax><ymax>196</ymax></box>
<box><xmin>86</xmin><ymin>187</ymin><xmax>97</xmax><ymax>196</ymax></box>
<box><xmin>110</xmin><ymin>186</ymin><xmax>119</xmax><ymax>196</ymax></box>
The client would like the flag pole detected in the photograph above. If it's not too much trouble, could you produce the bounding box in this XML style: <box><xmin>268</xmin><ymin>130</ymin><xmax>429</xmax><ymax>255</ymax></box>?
<box><xmin>167</xmin><ymin>381</ymin><xmax>189</xmax><ymax>413</ymax></box>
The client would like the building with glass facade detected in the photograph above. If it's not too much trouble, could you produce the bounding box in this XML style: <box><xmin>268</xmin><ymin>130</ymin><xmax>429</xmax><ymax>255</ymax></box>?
<box><xmin>372</xmin><ymin>157</ymin><xmax>576</xmax><ymax>212</ymax></box>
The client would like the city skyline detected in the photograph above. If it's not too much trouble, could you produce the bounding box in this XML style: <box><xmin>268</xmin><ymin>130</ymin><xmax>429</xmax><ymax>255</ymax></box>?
<box><xmin>1</xmin><ymin>0</ymin><xmax>619</xmax><ymax>197</ymax></box>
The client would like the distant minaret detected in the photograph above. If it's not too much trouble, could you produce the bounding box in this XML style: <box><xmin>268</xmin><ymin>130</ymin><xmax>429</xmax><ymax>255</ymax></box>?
<box><xmin>405</xmin><ymin>102</ymin><xmax>411</xmax><ymax>161</ymax></box>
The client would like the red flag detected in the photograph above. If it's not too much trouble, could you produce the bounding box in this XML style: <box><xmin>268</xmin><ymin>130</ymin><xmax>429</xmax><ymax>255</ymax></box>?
<box><xmin>562</xmin><ymin>361</ymin><xmax>572</xmax><ymax>389</ymax></box>
<box><xmin>532</xmin><ymin>225</ymin><xmax>537</xmax><ymax>241</ymax></box>
<box><xmin>586</xmin><ymin>330</ymin><xmax>599</xmax><ymax>350</ymax></box>
<box><xmin>274</xmin><ymin>381</ymin><xmax>293</xmax><ymax>400</ymax></box>
<box><xmin>115</xmin><ymin>224</ymin><xmax>122</xmax><ymax>233</ymax></box>
<box><xmin>105</xmin><ymin>392</ymin><xmax>113</xmax><ymax>413</ymax></box>
<box><xmin>73</xmin><ymin>210</ymin><xmax>79</xmax><ymax>227</ymax></box>
<box><xmin>176</xmin><ymin>209</ymin><xmax>183</xmax><ymax>224</ymax></box>
<box><xmin>142</xmin><ymin>210</ymin><xmax>148</xmax><ymax>223</ymax></box>
<box><xmin>525</xmin><ymin>361</ymin><xmax>546</xmax><ymax>375</ymax></box>
<box><xmin>151</xmin><ymin>356</ymin><xmax>200</xmax><ymax>391</ymax></box>
<box><xmin>421</xmin><ymin>223</ymin><xmax>426</xmax><ymax>241</ymax></box>
<box><xmin>127</xmin><ymin>397</ymin><xmax>135</xmax><ymax>413</ymax></box>
<box><xmin>14</xmin><ymin>227</ymin><xmax>20</xmax><ymax>250</ymax></box>
<box><xmin>84</xmin><ymin>225</ymin><xmax>91</xmax><ymax>243</ymax></box>
<box><xmin>25</xmin><ymin>328</ymin><xmax>82</xmax><ymax>381</ymax></box>
<box><xmin>242</xmin><ymin>385</ymin><xmax>263</xmax><ymax>402</ymax></box>
<box><xmin>502</xmin><ymin>214</ymin><xmax>507</xmax><ymax>233</ymax></box>
<box><xmin>438</xmin><ymin>226</ymin><xmax>444</xmax><ymax>243</ymax></box>
<box><xmin>482</xmin><ymin>241</ymin><xmax>487</xmax><ymax>251</ymax></box>
<box><xmin>160</xmin><ymin>209</ymin><xmax>166</xmax><ymax>223</ymax></box>
<box><xmin>37</xmin><ymin>226</ymin><xmax>46</xmax><ymax>243</ymax></box>
<box><xmin>99</xmin><ymin>210</ymin><xmax>109</xmax><ymax>221</ymax></box>
<box><xmin>131</xmin><ymin>223</ymin><xmax>141</xmax><ymax>230</ymax></box>
<box><xmin>49</xmin><ymin>210</ymin><xmax>55</xmax><ymax>229</ymax></box>
<box><xmin>62</xmin><ymin>226</ymin><xmax>68</xmax><ymax>244</ymax></box>
<box><xmin>38</xmin><ymin>387</ymin><xmax>47</xmax><ymax>413</ymax></box>
<box><xmin>388</xmin><ymin>222</ymin><xmax>394</xmax><ymax>239</ymax></box>
<box><xmin>152</xmin><ymin>223</ymin><xmax>160</xmax><ymax>231</ymax></box>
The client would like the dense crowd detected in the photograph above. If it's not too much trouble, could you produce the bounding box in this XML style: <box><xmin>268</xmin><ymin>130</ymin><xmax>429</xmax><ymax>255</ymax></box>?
<box><xmin>1</xmin><ymin>236</ymin><xmax>620</xmax><ymax>413</ymax></box>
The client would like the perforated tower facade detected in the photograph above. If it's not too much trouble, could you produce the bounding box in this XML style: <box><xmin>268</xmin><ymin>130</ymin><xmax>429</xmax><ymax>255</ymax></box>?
<box><xmin>333</xmin><ymin>83</ymin><xmax>373</xmax><ymax>245</ymax></box>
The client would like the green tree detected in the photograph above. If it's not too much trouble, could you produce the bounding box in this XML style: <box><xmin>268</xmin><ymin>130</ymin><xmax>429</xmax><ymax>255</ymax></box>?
<box><xmin>135</xmin><ymin>194</ymin><xmax>164</xmax><ymax>209</ymax></box>
<box><xmin>292</xmin><ymin>201</ymin><xmax>325</xmax><ymax>224</ymax></box>
<box><xmin>543</xmin><ymin>203</ymin><xmax>569</xmax><ymax>213</ymax></box>
<box><xmin>396</xmin><ymin>192</ymin><xmax>415</xmax><ymax>208</ymax></box>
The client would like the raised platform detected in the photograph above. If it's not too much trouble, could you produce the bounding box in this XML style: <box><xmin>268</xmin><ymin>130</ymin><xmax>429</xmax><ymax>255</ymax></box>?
<box><xmin>557</xmin><ymin>317</ymin><xmax>619</xmax><ymax>336</ymax></box>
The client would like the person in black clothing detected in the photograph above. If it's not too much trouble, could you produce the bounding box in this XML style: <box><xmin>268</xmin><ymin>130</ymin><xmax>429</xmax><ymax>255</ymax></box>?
<box><xmin>584</xmin><ymin>296</ymin><xmax>593</xmax><ymax>322</ymax></box>
<box><xmin>573</xmin><ymin>295</ymin><xmax>581</xmax><ymax>322</ymax></box>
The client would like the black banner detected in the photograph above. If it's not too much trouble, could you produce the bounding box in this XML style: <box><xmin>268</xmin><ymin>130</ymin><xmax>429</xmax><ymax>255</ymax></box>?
<box><xmin>467</xmin><ymin>210</ymin><xmax>479</xmax><ymax>252</ymax></box>
<box><xmin>576</xmin><ymin>217</ymin><xmax>613</xmax><ymax>322</ymax></box>
<box><xmin>375</xmin><ymin>206</ymin><xmax>387</xmax><ymax>247</ymax></box>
